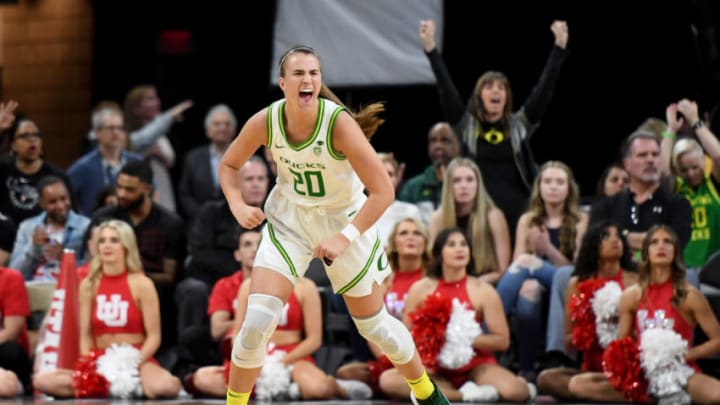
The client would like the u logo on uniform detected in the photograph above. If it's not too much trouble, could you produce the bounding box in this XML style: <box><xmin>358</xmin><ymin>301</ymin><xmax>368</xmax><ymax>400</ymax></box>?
<box><xmin>96</xmin><ymin>294</ymin><xmax>129</xmax><ymax>327</ymax></box>
<box><xmin>377</xmin><ymin>254</ymin><xmax>389</xmax><ymax>271</ymax></box>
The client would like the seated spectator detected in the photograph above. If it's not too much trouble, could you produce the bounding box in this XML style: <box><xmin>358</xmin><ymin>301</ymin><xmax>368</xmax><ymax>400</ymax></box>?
<box><xmin>183</xmin><ymin>156</ymin><xmax>268</xmax><ymax>287</ymax></box>
<box><xmin>0</xmin><ymin>266</ymin><xmax>31</xmax><ymax>397</ymax></box>
<box><xmin>568</xmin><ymin>225</ymin><xmax>720</xmax><ymax>403</ymax></box>
<box><xmin>381</xmin><ymin>218</ymin><xmax>432</xmax><ymax>323</ymax></box>
<box><xmin>536</xmin><ymin>220</ymin><xmax>637</xmax><ymax>400</ymax></box>
<box><xmin>76</xmin><ymin>220</ymin><xmax>111</xmax><ymax>280</ymax></box>
<box><xmin>595</xmin><ymin>163</ymin><xmax>629</xmax><ymax>200</ymax></box>
<box><xmin>496</xmin><ymin>161</ymin><xmax>588</xmax><ymax>383</ymax></box>
<box><xmin>92</xmin><ymin>184</ymin><xmax>118</xmax><ymax>213</ymax></box>
<box><xmin>89</xmin><ymin>160</ymin><xmax>185</xmax><ymax>354</ymax></box>
<box><xmin>68</xmin><ymin>107</ymin><xmax>141</xmax><ymax>216</ymax></box>
<box><xmin>379</xmin><ymin>227</ymin><xmax>531</xmax><ymax>402</ymax></box>
<box><xmin>428</xmin><ymin>157</ymin><xmax>511</xmax><ymax>285</ymax></box>
<box><xmin>374</xmin><ymin>153</ymin><xmax>421</xmax><ymax>247</ymax></box>
<box><xmin>581</xmin><ymin>162</ymin><xmax>630</xmax><ymax>211</ymax></box>
<box><xmin>32</xmin><ymin>220</ymin><xmax>181</xmax><ymax>398</ymax></box>
<box><xmin>9</xmin><ymin>175</ymin><xmax>90</xmax><ymax>280</ymax></box>
<box><xmin>398</xmin><ymin>122</ymin><xmax>460</xmax><ymax>224</ymax></box>
<box><xmin>178</xmin><ymin>104</ymin><xmax>237</xmax><ymax>221</ymax></box>
<box><xmin>386</xmin><ymin>151</ymin><xmax>406</xmax><ymax>190</ymax></box>
<box><xmin>78</xmin><ymin>100</ymin><xmax>124</xmax><ymax>155</ymax></box>
<box><xmin>0</xmin><ymin>116</ymin><xmax>71</xmax><ymax>224</ymax></box>
<box><xmin>75</xmin><ymin>228</ymin><xmax>96</xmax><ymax>281</ymax></box>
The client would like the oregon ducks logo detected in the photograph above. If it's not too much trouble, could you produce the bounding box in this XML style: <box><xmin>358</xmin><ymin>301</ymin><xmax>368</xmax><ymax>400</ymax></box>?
<box><xmin>483</xmin><ymin>128</ymin><xmax>504</xmax><ymax>144</ymax></box>
<box><xmin>313</xmin><ymin>140</ymin><xmax>324</xmax><ymax>156</ymax></box>
<box><xmin>377</xmin><ymin>254</ymin><xmax>389</xmax><ymax>271</ymax></box>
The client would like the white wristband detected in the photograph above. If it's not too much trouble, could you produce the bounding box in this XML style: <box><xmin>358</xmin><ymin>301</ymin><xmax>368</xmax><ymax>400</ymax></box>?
<box><xmin>341</xmin><ymin>224</ymin><xmax>361</xmax><ymax>243</ymax></box>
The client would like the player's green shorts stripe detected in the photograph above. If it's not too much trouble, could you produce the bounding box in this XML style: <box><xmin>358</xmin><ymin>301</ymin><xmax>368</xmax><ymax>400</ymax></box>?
<box><xmin>336</xmin><ymin>237</ymin><xmax>381</xmax><ymax>295</ymax></box>
<box><xmin>267</xmin><ymin>223</ymin><xmax>297</xmax><ymax>278</ymax></box>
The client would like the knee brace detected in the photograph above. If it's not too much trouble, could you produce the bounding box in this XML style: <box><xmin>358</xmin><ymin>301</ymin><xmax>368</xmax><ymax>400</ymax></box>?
<box><xmin>231</xmin><ymin>293</ymin><xmax>284</xmax><ymax>368</ymax></box>
<box><xmin>353</xmin><ymin>307</ymin><xmax>414</xmax><ymax>365</ymax></box>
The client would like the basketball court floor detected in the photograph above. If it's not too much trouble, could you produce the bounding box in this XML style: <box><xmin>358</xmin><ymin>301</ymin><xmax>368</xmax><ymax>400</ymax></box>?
<box><xmin>0</xmin><ymin>397</ymin><xmax>630</xmax><ymax>404</ymax></box>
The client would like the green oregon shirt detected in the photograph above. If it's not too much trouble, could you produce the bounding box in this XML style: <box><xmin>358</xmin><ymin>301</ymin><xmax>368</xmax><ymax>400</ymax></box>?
<box><xmin>677</xmin><ymin>175</ymin><xmax>720</xmax><ymax>267</ymax></box>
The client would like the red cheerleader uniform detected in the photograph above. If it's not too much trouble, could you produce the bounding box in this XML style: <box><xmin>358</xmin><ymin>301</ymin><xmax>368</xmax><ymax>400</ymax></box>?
<box><xmin>580</xmin><ymin>270</ymin><xmax>625</xmax><ymax>372</ymax></box>
<box><xmin>270</xmin><ymin>292</ymin><xmax>314</xmax><ymax>364</ymax></box>
<box><xmin>636</xmin><ymin>279</ymin><xmax>699</xmax><ymax>372</ymax></box>
<box><xmin>433</xmin><ymin>276</ymin><xmax>496</xmax><ymax>388</ymax></box>
<box><xmin>91</xmin><ymin>271</ymin><xmax>158</xmax><ymax>364</ymax></box>
<box><xmin>385</xmin><ymin>268</ymin><xmax>423</xmax><ymax>319</ymax></box>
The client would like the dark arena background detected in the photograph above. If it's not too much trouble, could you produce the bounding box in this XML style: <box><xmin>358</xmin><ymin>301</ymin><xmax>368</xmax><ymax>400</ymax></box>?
<box><xmin>90</xmin><ymin>0</ymin><xmax>720</xmax><ymax>198</ymax></box>
<box><xmin>2</xmin><ymin>0</ymin><xmax>720</xmax><ymax>404</ymax></box>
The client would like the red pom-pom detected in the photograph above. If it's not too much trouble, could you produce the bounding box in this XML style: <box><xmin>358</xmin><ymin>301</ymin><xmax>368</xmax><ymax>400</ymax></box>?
<box><xmin>368</xmin><ymin>355</ymin><xmax>393</xmax><ymax>391</ymax></box>
<box><xmin>73</xmin><ymin>350</ymin><xmax>109</xmax><ymax>398</ymax></box>
<box><xmin>602</xmin><ymin>336</ymin><xmax>649</xmax><ymax>403</ymax></box>
<box><xmin>569</xmin><ymin>279</ymin><xmax>604</xmax><ymax>350</ymax></box>
<box><xmin>409</xmin><ymin>292</ymin><xmax>452</xmax><ymax>371</ymax></box>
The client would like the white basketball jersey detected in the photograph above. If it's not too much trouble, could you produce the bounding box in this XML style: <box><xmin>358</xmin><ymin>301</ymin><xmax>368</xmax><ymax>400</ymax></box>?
<box><xmin>266</xmin><ymin>98</ymin><xmax>365</xmax><ymax>209</ymax></box>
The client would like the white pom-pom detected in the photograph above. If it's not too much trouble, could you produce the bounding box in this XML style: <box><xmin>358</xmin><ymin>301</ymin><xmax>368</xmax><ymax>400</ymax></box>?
<box><xmin>640</xmin><ymin>328</ymin><xmax>694</xmax><ymax>403</ymax></box>
<box><xmin>658</xmin><ymin>390</ymin><xmax>691</xmax><ymax>405</ymax></box>
<box><xmin>96</xmin><ymin>343</ymin><xmax>143</xmax><ymax>399</ymax></box>
<box><xmin>254</xmin><ymin>350</ymin><xmax>292</xmax><ymax>400</ymax></box>
<box><xmin>437</xmin><ymin>298</ymin><xmax>482</xmax><ymax>370</ymax></box>
<box><xmin>591</xmin><ymin>281</ymin><xmax>622</xmax><ymax>320</ymax></box>
<box><xmin>591</xmin><ymin>281</ymin><xmax>622</xmax><ymax>348</ymax></box>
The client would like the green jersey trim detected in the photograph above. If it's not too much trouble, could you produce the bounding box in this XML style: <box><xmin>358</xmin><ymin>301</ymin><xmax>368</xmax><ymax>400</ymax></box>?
<box><xmin>266</xmin><ymin>102</ymin><xmax>274</xmax><ymax>146</ymax></box>
<box><xmin>279</xmin><ymin>99</ymin><xmax>325</xmax><ymax>151</ymax></box>
<box><xmin>677</xmin><ymin>175</ymin><xmax>720</xmax><ymax>204</ymax></box>
<box><xmin>707</xmin><ymin>177</ymin><xmax>720</xmax><ymax>203</ymax></box>
<box><xmin>267</xmin><ymin>222</ymin><xmax>298</xmax><ymax>278</ymax></box>
<box><xmin>335</xmin><ymin>237</ymin><xmax>382</xmax><ymax>295</ymax></box>
<box><xmin>326</xmin><ymin>106</ymin><xmax>347</xmax><ymax>161</ymax></box>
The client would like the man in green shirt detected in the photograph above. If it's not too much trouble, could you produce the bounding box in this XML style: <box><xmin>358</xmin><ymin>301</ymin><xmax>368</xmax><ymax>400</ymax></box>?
<box><xmin>398</xmin><ymin>122</ymin><xmax>459</xmax><ymax>224</ymax></box>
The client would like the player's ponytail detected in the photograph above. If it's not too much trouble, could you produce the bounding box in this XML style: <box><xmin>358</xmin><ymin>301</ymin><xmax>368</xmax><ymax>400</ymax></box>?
<box><xmin>320</xmin><ymin>83</ymin><xmax>385</xmax><ymax>140</ymax></box>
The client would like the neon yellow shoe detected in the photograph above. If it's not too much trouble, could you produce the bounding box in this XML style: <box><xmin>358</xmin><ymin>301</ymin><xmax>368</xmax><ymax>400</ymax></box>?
<box><xmin>410</xmin><ymin>381</ymin><xmax>451</xmax><ymax>405</ymax></box>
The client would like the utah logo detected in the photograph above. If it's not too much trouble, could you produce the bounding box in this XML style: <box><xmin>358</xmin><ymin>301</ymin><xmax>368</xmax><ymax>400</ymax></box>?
<box><xmin>96</xmin><ymin>294</ymin><xmax>129</xmax><ymax>327</ymax></box>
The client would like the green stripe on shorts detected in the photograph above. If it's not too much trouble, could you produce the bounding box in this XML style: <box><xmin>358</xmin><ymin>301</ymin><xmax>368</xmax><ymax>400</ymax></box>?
<box><xmin>267</xmin><ymin>223</ymin><xmax>298</xmax><ymax>278</ymax></box>
<box><xmin>336</xmin><ymin>237</ymin><xmax>381</xmax><ymax>295</ymax></box>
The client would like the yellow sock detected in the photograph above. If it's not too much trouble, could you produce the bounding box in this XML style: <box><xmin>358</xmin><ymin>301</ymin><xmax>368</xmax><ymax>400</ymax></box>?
<box><xmin>226</xmin><ymin>387</ymin><xmax>251</xmax><ymax>405</ymax></box>
<box><xmin>407</xmin><ymin>370</ymin><xmax>435</xmax><ymax>400</ymax></box>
